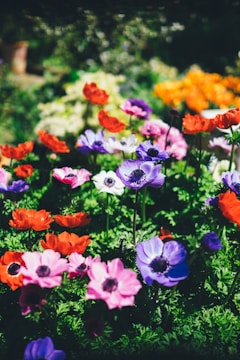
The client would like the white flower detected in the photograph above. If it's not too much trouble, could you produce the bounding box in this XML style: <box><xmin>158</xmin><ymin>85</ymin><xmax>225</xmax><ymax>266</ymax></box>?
<box><xmin>104</xmin><ymin>134</ymin><xmax>138</xmax><ymax>154</ymax></box>
<box><xmin>209</xmin><ymin>156</ymin><xmax>235</xmax><ymax>183</ymax></box>
<box><xmin>92</xmin><ymin>170</ymin><xmax>125</xmax><ymax>195</ymax></box>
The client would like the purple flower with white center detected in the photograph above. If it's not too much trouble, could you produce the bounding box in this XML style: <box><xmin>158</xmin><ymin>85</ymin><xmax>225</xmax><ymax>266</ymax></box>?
<box><xmin>0</xmin><ymin>179</ymin><xmax>29</xmax><ymax>193</ymax></box>
<box><xmin>120</xmin><ymin>98</ymin><xmax>153</xmax><ymax>120</ymax></box>
<box><xmin>76</xmin><ymin>129</ymin><xmax>108</xmax><ymax>154</ymax></box>
<box><xmin>23</xmin><ymin>336</ymin><xmax>66</xmax><ymax>360</ymax></box>
<box><xmin>104</xmin><ymin>134</ymin><xmax>138</xmax><ymax>154</ymax></box>
<box><xmin>92</xmin><ymin>170</ymin><xmax>125</xmax><ymax>195</ymax></box>
<box><xmin>221</xmin><ymin>170</ymin><xmax>240</xmax><ymax>194</ymax></box>
<box><xmin>116</xmin><ymin>159</ymin><xmax>165</xmax><ymax>190</ymax></box>
<box><xmin>52</xmin><ymin>166</ymin><xmax>92</xmax><ymax>189</ymax></box>
<box><xmin>200</xmin><ymin>232</ymin><xmax>223</xmax><ymax>252</ymax></box>
<box><xmin>136</xmin><ymin>140</ymin><xmax>170</xmax><ymax>162</ymax></box>
<box><xmin>136</xmin><ymin>236</ymin><xmax>189</xmax><ymax>287</ymax></box>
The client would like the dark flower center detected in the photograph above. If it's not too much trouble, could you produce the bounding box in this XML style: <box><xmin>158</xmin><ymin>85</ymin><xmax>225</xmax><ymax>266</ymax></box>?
<box><xmin>93</xmin><ymin>140</ymin><xmax>103</xmax><ymax>147</ymax></box>
<box><xmin>102</xmin><ymin>278</ymin><xmax>118</xmax><ymax>293</ymax></box>
<box><xmin>36</xmin><ymin>265</ymin><xmax>51</xmax><ymax>277</ymax></box>
<box><xmin>104</xmin><ymin>177</ymin><xmax>116</xmax><ymax>187</ymax></box>
<box><xmin>120</xmin><ymin>140</ymin><xmax>126</xmax><ymax>145</ymax></box>
<box><xmin>129</xmin><ymin>169</ymin><xmax>146</xmax><ymax>184</ymax></box>
<box><xmin>150</xmin><ymin>256</ymin><xmax>169</xmax><ymax>273</ymax></box>
<box><xmin>8</xmin><ymin>262</ymin><xmax>21</xmax><ymax>276</ymax></box>
<box><xmin>76</xmin><ymin>263</ymin><xmax>87</xmax><ymax>273</ymax></box>
<box><xmin>147</xmin><ymin>148</ymin><xmax>159</xmax><ymax>157</ymax></box>
<box><xmin>65</xmin><ymin>173</ymin><xmax>76</xmax><ymax>178</ymax></box>
<box><xmin>232</xmin><ymin>182</ymin><xmax>240</xmax><ymax>192</ymax></box>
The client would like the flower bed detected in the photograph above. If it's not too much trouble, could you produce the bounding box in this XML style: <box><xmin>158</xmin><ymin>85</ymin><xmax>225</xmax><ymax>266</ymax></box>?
<box><xmin>0</xmin><ymin>75</ymin><xmax>240</xmax><ymax>360</ymax></box>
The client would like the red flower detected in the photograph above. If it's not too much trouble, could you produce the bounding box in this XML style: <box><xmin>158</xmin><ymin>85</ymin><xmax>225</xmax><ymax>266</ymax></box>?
<box><xmin>9</xmin><ymin>208</ymin><xmax>54</xmax><ymax>231</ymax></box>
<box><xmin>214</xmin><ymin>108</ymin><xmax>240</xmax><ymax>129</ymax></box>
<box><xmin>38</xmin><ymin>129</ymin><xmax>70</xmax><ymax>153</ymax></box>
<box><xmin>158</xmin><ymin>227</ymin><xmax>174</xmax><ymax>241</ymax></box>
<box><xmin>0</xmin><ymin>141</ymin><xmax>34</xmax><ymax>160</ymax></box>
<box><xmin>182</xmin><ymin>113</ymin><xmax>217</xmax><ymax>134</ymax></box>
<box><xmin>83</xmin><ymin>82</ymin><xmax>109</xmax><ymax>105</ymax></box>
<box><xmin>218</xmin><ymin>190</ymin><xmax>240</xmax><ymax>227</ymax></box>
<box><xmin>40</xmin><ymin>231</ymin><xmax>91</xmax><ymax>255</ymax></box>
<box><xmin>14</xmin><ymin>164</ymin><xmax>34</xmax><ymax>178</ymax></box>
<box><xmin>0</xmin><ymin>251</ymin><xmax>25</xmax><ymax>290</ymax></box>
<box><xmin>98</xmin><ymin>109</ymin><xmax>126</xmax><ymax>133</ymax></box>
<box><xmin>54</xmin><ymin>212</ymin><xmax>92</xmax><ymax>228</ymax></box>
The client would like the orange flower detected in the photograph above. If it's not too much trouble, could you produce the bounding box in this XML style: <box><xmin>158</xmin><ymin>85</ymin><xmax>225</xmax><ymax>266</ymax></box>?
<box><xmin>38</xmin><ymin>129</ymin><xmax>70</xmax><ymax>153</ymax></box>
<box><xmin>14</xmin><ymin>164</ymin><xmax>34</xmax><ymax>178</ymax></box>
<box><xmin>40</xmin><ymin>231</ymin><xmax>91</xmax><ymax>255</ymax></box>
<box><xmin>218</xmin><ymin>190</ymin><xmax>240</xmax><ymax>227</ymax></box>
<box><xmin>158</xmin><ymin>227</ymin><xmax>174</xmax><ymax>241</ymax></box>
<box><xmin>0</xmin><ymin>251</ymin><xmax>25</xmax><ymax>290</ymax></box>
<box><xmin>98</xmin><ymin>109</ymin><xmax>126</xmax><ymax>133</ymax></box>
<box><xmin>9</xmin><ymin>208</ymin><xmax>54</xmax><ymax>231</ymax></box>
<box><xmin>182</xmin><ymin>113</ymin><xmax>217</xmax><ymax>134</ymax></box>
<box><xmin>214</xmin><ymin>108</ymin><xmax>240</xmax><ymax>129</ymax></box>
<box><xmin>54</xmin><ymin>212</ymin><xmax>92</xmax><ymax>228</ymax></box>
<box><xmin>83</xmin><ymin>82</ymin><xmax>109</xmax><ymax>105</ymax></box>
<box><xmin>0</xmin><ymin>141</ymin><xmax>34</xmax><ymax>160</ymax></box>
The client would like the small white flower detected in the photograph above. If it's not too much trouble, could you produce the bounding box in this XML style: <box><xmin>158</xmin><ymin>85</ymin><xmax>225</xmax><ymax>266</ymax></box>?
<box><xmin>92</xmin><ymin>170</ymin><xmax>125</xmax><ymax>195</ymax></box>
<box><xmin>104</xmin><ymin>134</ymin><xmax>138</xmax><ymax>154</ymax></box>
<box><xmin>209</xmin><ymin>156</ymin><xmax>235</xmax><ymax>183</ymax></box>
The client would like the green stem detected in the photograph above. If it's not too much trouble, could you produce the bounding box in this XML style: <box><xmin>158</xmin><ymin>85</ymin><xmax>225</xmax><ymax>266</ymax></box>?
<box><xmin>228</xmin><ymin>128</ymin><xmax>235</xmax><ymax>171</ymax></box>
<box><xmin>106</xmin><ymin>193</ymin><xmax>110</xmax><ymax>238</ymax></box>
<box><xmin>141</xmin><ymin>187</ymin><xmax>147</xmax><ymax>223</ymax></box>
<box><xmin>133</xmin><ymin>189</ymin><xmax>139</xmax><ymax>246</ymax></box>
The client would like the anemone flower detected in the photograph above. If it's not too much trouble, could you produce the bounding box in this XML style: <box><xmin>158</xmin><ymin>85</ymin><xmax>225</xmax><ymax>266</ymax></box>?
<box><xmin>38</xmin><ymin>129</ymin><xmax>70</xmax><ymax>153</ymax></box>
<box><xmin>120</xmin><ymin>98</ymin><xmax>152</xmax><ymax>120</ymax></box>
<box><xmin>83</xmin><ymin>82</ymin><xmax>109</xmax><ymax>105</ymax></box>
<box><xmin>221</xmin><ymin>170</ymin><xmax>240</xmax><ymax>194</ymax></box>
<box><xmin>14</xmin><ymin>164</ymin><xmax>34</xmax><ymax>178</ymax></box>
<box><xmin>0</xmin><ymin>179</ymin><xmax>30</xmax><ymax>193</ymax></box>
<box><xmin>54</xmin><ymin>212</ymin><xmax>92</xmax><ymax>228</ymax></box>
<box><xmin>20</xmin><ymin>249</ymin><xmax>69</xmax><ymax>288</ymax></box>
<box><xmin>136</xmin><ymin>140</ymin><xmax>169</xmax><ymax>162</ymax></box>
<box><xmin>22</xmin><ymin>336</ymin><xmax>66</xmax><ymax>360</ymax></box>
<box><xmin>76</xmin><ymin>129</ymin><xmax>107</xmax><ymax>154</ymax></box>
<box><xmin>104</xmin><ymin>134</ymin><xmax>138</xmax><ymax>154</ymax></box>
<box><xmin>19</xmin><ymin>284</ymin><xmax>47</xmax><ymax>316</ymax></box>
<box><xmin>9</xmin><ymin>208</ymin><xmax>54</xmax><ymax>231</ymax></box>
<box><xmin>68</xmin><ymin>253</ymin><xmax>101</xmax><ymax>279</ymax></box>
<box><xmin>0</xmin><ymin>141</ymin><xmax>34</xmax><ymax>160</ymax></box>
<box><xmin>92</xmin><ymin>170</ymin><xmax>125</xmax><ymax>195</ymax></box>
<box><xmin>86</xmin><ymin>258</ymin><xmax>142</xmax><ymax>310</ymax></box>
<box><xmin>200</xmin><ymin>232</ymin><xmax>223</xmax><ymax>252</ymax></box>
<box><xmin>136</xmin><ymin>236</ymin><xmax>189</xmax><ymax>287</ymax></box>
<box><xmin>0</xmin><ymin>251</ymin><xmax>25</xmax><ymax>290</ymax></box>
<box><xmin>52</xmin><ymin>166</ymin><xmax>92</xmax><ymax>189</ymax></box>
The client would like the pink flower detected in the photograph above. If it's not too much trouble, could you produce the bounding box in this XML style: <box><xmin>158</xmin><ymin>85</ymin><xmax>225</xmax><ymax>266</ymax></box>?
<box><xmin>86</xmin><ymin>258</ymin><xmax>142</xmax><ymax>310</ymax></box>
<box><xmin>20</xmin><ymin>249</ymin><xmax>69</xmax><ymax>288</ymax></box>
<box><xmin>208</xmin><ymin>136</ymin><xmax>236</xmax><ymax>155</ymax></box>
<box><xmin>52</xmin><ymin>166</ymin><xmax>92</xmax><ymax>189</ymax></box>
<box><xmin>68</xmin><ymin>253</ymin><xmax>101</xmax><ymax>279</ymax></box>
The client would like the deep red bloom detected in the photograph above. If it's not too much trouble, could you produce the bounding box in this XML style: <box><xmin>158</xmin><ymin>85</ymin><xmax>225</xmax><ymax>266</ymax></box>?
<box><xmin>214</xmin><ymin>108</ymin><xmax>240</xmax><ymax>129</ymax></box>
<box><xmin>98</xmin><ymin>109</ymin><xmax>126</xmax><ymax>132</ymax></box>
<box><xmin>83</xmin><ymin>82</ymin><xmax>109</xmax><ymax>105</ymax></box>
<box><xmin>0</xmin><ymin>141</ymin><xmax>34</xmax><ymax>160</ymax></box>
<box><xmin>38</xmin><ymin>129</ymin><xmax>70</xmax><ymax>153</ymax></box>
<box><xmin>0</xmin><ymin>251</ymin><xmax>25</xmax><ymax>290</ymax></box>
<box><xmin>182</xmin><ymin>113</ymin><xmax>217</xmax><ymax>134</ymax></box>
<box><xmin>9</xmin><ymin>208</ymin><xmax>54</xmax><ymax>231</ymax></box>
<box><xmin>54</xmin><ymin>212</ymin><xmax>92</xmax><ymax>228</ymax></box>
<box><xmin>158</xmin><ymin>227</ymin><xmax>174</xmax><ymax>241</ymax></box>
<box><xmin>14</xmin><ymin>164</ymin><xmax>34</xmax><ymax>178</ymax></box>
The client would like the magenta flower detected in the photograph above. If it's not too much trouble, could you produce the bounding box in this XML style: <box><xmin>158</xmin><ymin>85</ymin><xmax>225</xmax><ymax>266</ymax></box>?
<box><xmin>19</xmin><ymin>284</ymin><xmax>47</xmax><ymax>316</ymax></box>
<box><xmin>120</xmin><ymin>98</ymin><xmax>152</xmax><ymax>120</ymax></box>
<box><xmin>68</xmin><ymin>253</ymin><xmax>101</xmax><ymax>279</ymax></box>
<box><xmin>23</xmin><ymin>336</ymin><xmax>66</xmax><ymax>360</ymax></box>
<box><xmin>20</xmin><ymin>249</ymin><xmax>69</xmax><ymax>288</ymax></box>
<box><xmin>208</xmin><ymin>136</ymin><xmax>236</xmax><ymax>155</ymax></box>
<box><xmin>52</xmin><ymin>166</ymin><xmax>92</xmax><ymax>189</ymax></box>
<box><xmin>86</xmin><ymin>258</ymin><xmax>142</xmax><ymax>310</ymax></box>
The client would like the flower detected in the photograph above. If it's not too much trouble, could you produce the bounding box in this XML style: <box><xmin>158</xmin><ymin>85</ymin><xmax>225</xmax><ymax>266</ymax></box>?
<box><xmin>0</xmin><ymin>167</ymin><xmax>11</xmax><ymax>185</ymax></box>
<box><xmin>136</xmin><ymin>236</ymin><xmax>189</xmax><ymax>287</ymax></box>
<box><xmin>116</xmin><ymin>159</ymin><xmax>165</xmax><ymax>190</ymax></box>
<box><xmin>104</xmin><ymin>134</ymin><xmax>138</xmax><ymax>154</ymax></box>
<box><xmin>200</xmin><ymin>232</ymin><xmax>223</xmax><ymax>252</ymax></box>
<box><xmin>86</xmin><ymin>258</ymin><xmax>142</xmax><ymax>310</ymax></box>
<box><xmin>68</xmin><ymin>253</ymin><xmax>101</xmax><ymax>279</ymax></box>
<box><xmin>218</xmin><ymin>190</ymin><xmax>240</xmax><ymax>227</ymax></box>
<box><xmin>182</xmin><ymin>113</ymin><xmax>217</xmax><ymax>134</ymax></box>
<box><xmin>214</xmin><ymin>108</ymin><xmax>240</xmax><ymax>129</ymax></box>
<box><xmin>38</xmin><ymin>129</ymin><xmax>70</xmax><ymax>153</ymax></box>
<box><xmin>76</xmin><ymin>129</ymin><xmax>107</xmax><ymax>154</ymax></box>
<box><xmin>221</xmin><ymin>170</ymin><xmax>240</xmax><ymax>194</ymax></box>
<box><xmin>14</xmin><ymin>164</ymin><xmax>34</xmax><ymax>178</ymax></box>
<box><xmin>136</xmin><ymin>140</ymin><xmax>169</xmax><ymax>162</ymax></box>
<box><xmin>0</xmin><ymin>141</ymin><xmax>34</xmax><ymax>160</ymax></box>
<box><xmin>209</xmin><ymin>156</ymin><xmax>235</xmax><ymax>183</ymax></box>
<box><xmin>0</xmin><ymin>179</ymin><xmax>29</xmax><ymax>193</ymax></box>
<box><xmin>120</xmin><ymin>98</ymin><xmax>152</xmax><ymax>119</ymax></box>
<box><xmin>19</xmin><ymin>284</ymin><xmax>47</xmax><ymax>316</ymax></box>
<box><xmin>54</xmin><ymin>212</ymin><xmax>92</xmax><ymax>228</ymax></box>
<box><xmin>52</xmin><ymin>166</ymin><xmax>92</xmax><ymax>189</ymax></box>
<box><xmin>208</xmin><ymin>136</ymin><xmax>236</xmax><ymax>155</ymax></box>
<box><xmin>20</xmin><ymin>249</ymin><xmax>69</xmax><ymax>288</ymax></box>
<box><xmin>85</xmin><ymin>317</ymin><xmax>105</xmax><ymax>338</ymax></box>
<box><xmin>22</xmin><ymin>336</ymin><xmax>66</xmax><ymax>360</ymax></box>
<box><xmin>83</xmin><ymin>82</ymin><xmax>109</xmax><ymax>105</ymax></box>
<box><xmin>140</xmin><ymin>121</ymin><xmax>163</xmax><ymax>137</ymax></box>
<box><xmin>98</xmin><ymin>109</ymin><xmax>126</xmax><ymax>132</ymax></box>
<box><xmin>0</xmin><ymin>251</ymin><xmax>25</xmax><ymax>290</ymax></box>
<box><xmin>40</xmin><ymin>232</ymin><xmax>91</xmax><ymax>256</ymax></box>
<box><xmin>92</xmin><ymin>170</ymin><xmax>125</xmax><ymax>195</ymax></box>
<box><xmin>9</xmin><ymin>208</ymin><xmax>54</xmax><ymax>231</ymax></box>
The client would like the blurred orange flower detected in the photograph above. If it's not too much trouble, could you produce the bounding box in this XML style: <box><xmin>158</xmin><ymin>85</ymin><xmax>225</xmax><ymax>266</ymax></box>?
<box><xmin>38</xmin><ymin>129</ymin><xmax>70</xmax><ymax>153</ymax></box>
<box><xmin>83</xmin><ymin>82</ymin><xmax>109</xmax><ymax>105</ymax></box>
<box><xmin>182</xmin><ymin>113</ymin><xmax>217</xmax><ymax>134</ymax></box>
<box><xmin>40</xmin><ymin>231</ymin><xmax>91</xmax><ymax>255</ymax></box>
<box><xmin>218</xmin><ymin>190</ymin><xmax>240</xmax><ymax>227</ymax></box>
<box><xmin>0</xmin><ymin>251</ymin><xmax>25</xmax><ymax>290</ymax></box>
<box><xmin>158</xmin><ymin>227</ymin><xmax>174</xmax><ymax>241</ymax></box>
<box><xmin>9</xmin><ymin>208</ymin><xmax>54</xmax><ymax>231</ymax></box>
<box><xmin>214</xmin><ymin>108</ymin><xmax>240</xmax><ymax>129</ymax></box>
<box><xmin>0</xmin><ymin>141</ymin><xmax>34</xmax><ymax>160</ymax></box>
<box><xmin>98</xmin><ymin>109</ymin><xmax>126</xmax><ymax>133</ymax></box>
<box><xmin>54</xmin><ymin>212</ymin><xmax>92</xmax><ymax>228</ymax></box>
<box><xmin>14</xmin><ymin>164</ymin><xmax>34</xmax><ymax>178</ymax></box>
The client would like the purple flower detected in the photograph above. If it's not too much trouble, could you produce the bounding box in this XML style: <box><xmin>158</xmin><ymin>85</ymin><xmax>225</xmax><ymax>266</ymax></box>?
<box><xmin>136</xmin><ymin>140</ymin><xmax>169</xmax><ymax>162</ymax></box>
<box><xmin>23</xmin><ymin>336</ymin><xmax>66</xmax><ymax>360</ymax></box>
<box><xmin>0</xmin><ymin>179</ymin><xmax>29</xmax><ymax>193</ymax></box>
<box><xmin>76</xmin><ymin>129</ymin><xmax>107</xmax><ymax>154</ymax></box>
<box><xmin>19</xmin><ymin>285</ymin><xmax>47</xmax><ymax>316</ymax></box>
<box><xmin>136</xmin><ymin>236</ymin><xmax>189</xmax><ymax>287</ymax></box>
<box><xmin>205</xmin><ymin>196</ymin><xmax>219</xmax><ymax>207</ymax></box>
<box><xmin>221</xmin><ymin>170</ymin><xmax>240</xmax><ymax>194</ymax></box>
<box><xmin>116</xmin><ymin>159</ymin><xmax>165</xmax><ymax>190</ymax></box>
<box><xmin>120</xmin><ymin>98</ymin><xmax>153</xmax><ymax>120</ymax></box>
<box><xmin>201</xmin><ymin>232</ymin><xmax>223</xmax><ymax>252</ymax></box>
